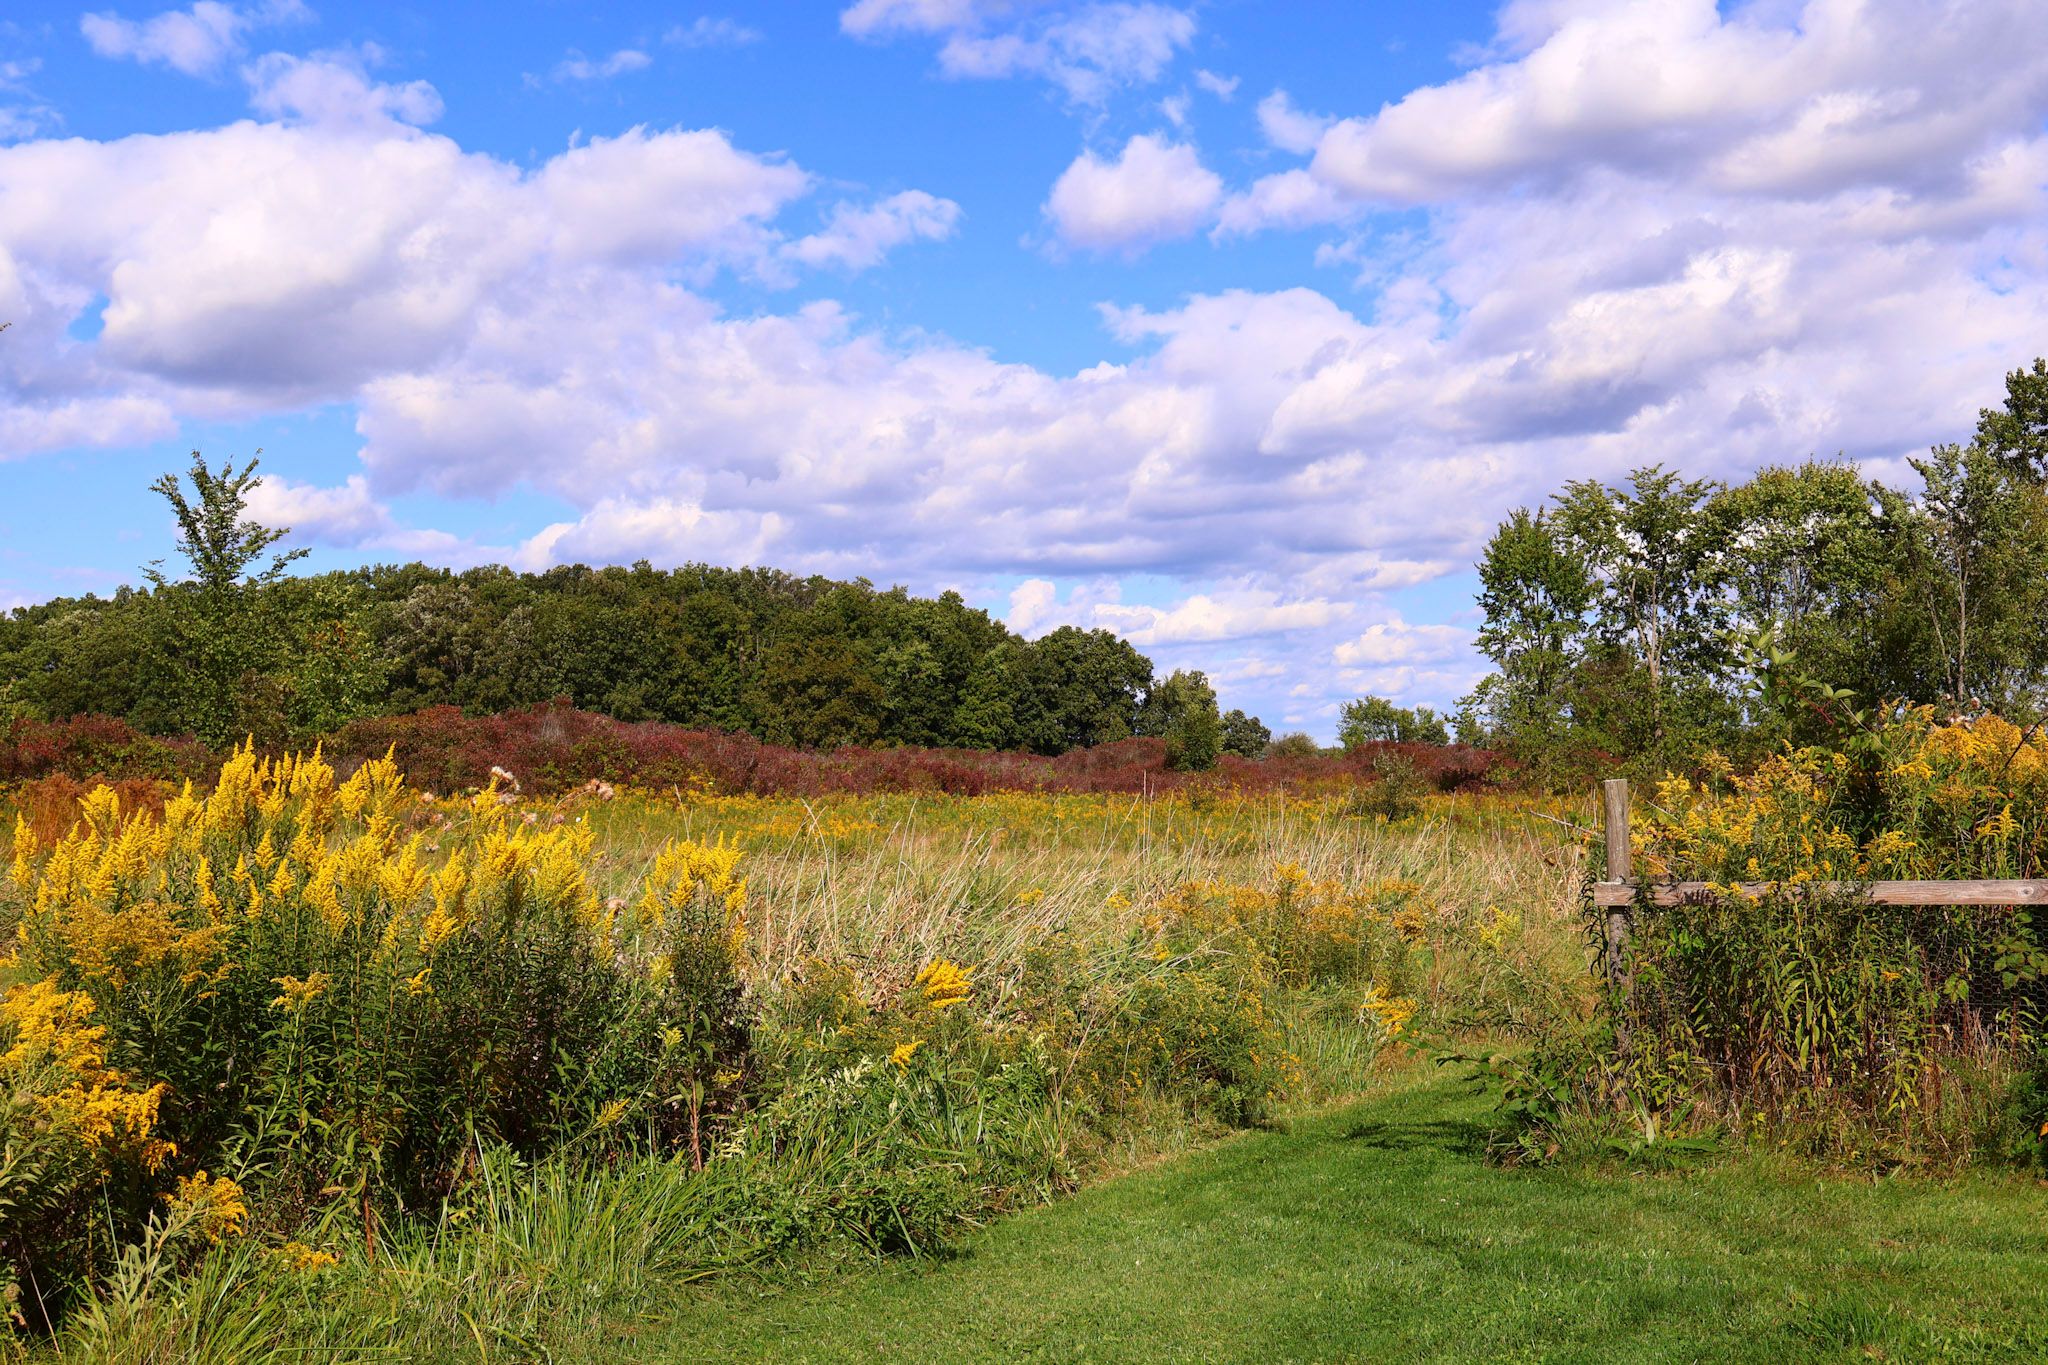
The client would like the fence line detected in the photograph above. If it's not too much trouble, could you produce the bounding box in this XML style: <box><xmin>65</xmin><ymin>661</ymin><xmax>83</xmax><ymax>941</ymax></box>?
<box><xmin>1593</xmin><ymin>776</ymin><xmax>2044</xmax><ymax>1002</ymax></box>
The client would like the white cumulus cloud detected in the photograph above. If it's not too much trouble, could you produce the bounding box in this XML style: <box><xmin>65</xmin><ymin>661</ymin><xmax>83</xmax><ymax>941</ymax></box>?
<box><xmin>1255</xmin><ymin>89</ymin><xmax>1330</xmax><ymax>155</ymax></box>
<box><xmin>783</xmin><ymin>190</ymin><xmax>962</xmax><ymax>271</ymax></box>
<box><xmin>1044</xmin><ymin>134</ymin><xmax>1221</xmax><ymax>252</ymax></box>
<box><xmin>81</xmin><ymin>0</ymin><xmax>310</xmax><ymax>77</ymax></box>
<box><xmin>841</xmin><ymin>0</ymin><xmax>1195</xmax><ymax>105</ymax></box>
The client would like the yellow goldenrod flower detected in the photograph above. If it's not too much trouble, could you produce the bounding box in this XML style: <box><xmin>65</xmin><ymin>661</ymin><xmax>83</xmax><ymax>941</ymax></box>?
<box><xmin>167</xmin><ymin>1171</ymin><xmax>247</xmax><ymax>1243</ymax></box>
<box><xmin>913</xmin><ymin>958</ymin><xmax>971</xmax><ymax>1011</ymax></box>
<box><xmin>271</xmin><ymin>1241</ymin><xmax>339</xmax><ymax>1273</ymax></box>
<box><xmin>269</xmin><ymin>973</ymin><xmax>330</xmax><ymax>1014</ymax></box>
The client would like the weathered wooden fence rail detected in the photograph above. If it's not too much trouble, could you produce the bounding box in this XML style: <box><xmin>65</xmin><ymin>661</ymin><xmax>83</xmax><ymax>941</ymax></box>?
<box><xmin>1594</xmin><ymin>777</ymin><xmax>2048</xmax><ymax>910</ymax></box>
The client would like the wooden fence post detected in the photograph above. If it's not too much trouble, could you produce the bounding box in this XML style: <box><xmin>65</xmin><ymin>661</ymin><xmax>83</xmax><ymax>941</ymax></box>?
<box><xmin>1600</xmin><ymin>778</ymin><xmax>1633</xmax><ymax>996</ymax></box>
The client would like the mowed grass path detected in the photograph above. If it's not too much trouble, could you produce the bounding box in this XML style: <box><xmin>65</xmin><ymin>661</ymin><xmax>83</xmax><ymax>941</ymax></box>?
<box><xmin>636</xmin><ymin>1072</ymin><xmax>2048</xmax><ymax>1363</ymax></box>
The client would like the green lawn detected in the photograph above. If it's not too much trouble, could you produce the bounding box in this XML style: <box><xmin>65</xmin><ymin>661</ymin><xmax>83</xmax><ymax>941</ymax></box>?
<box><xmin>632</xmin><ymin>1073</ymin><xmax>2048</xmax><ymax>1363</ymax></box>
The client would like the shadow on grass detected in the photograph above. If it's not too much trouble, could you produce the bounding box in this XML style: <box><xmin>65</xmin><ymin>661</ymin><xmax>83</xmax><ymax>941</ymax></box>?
<box><xmin>1337</xmin><ymin>1117</ymin><xmax>1490</xmax><ymax>1158</ymax></box>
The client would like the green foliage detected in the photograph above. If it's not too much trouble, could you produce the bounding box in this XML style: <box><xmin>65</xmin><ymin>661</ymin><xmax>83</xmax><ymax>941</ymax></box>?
<box><xmin>1563</xmin><ymin>717</ymin><xmax>2048</xmax><ymax>1165</ymax></box>
<box><xmin>1337</xmin><ymin>696</ymin><xmax>1449</xmax><ymax>748</ymax></box>
<box><xmin>1218</xmin><ymin>708</ymin><xmax>1270</xmax><ymax>759</ymax></box>
<box><xmin>1467</xmin><ymin>358</ymin><xmax>2048</xmax><ymax>781</ymax></box>
<box><xmin>1619</xmin><ymin>888</ymin><xmax>1968</xmax><ymax>1149</ymax></box>
<box><xmin>1896</xmin><ymin>439</ymin><xmax>2048</xmax><ymax>711</ymax></box>
<box><xmin>1348</xmin><ymin>750</ymin><xmax>1427</xmax><ymax>822</ymax></box>
<box><xmin>1977</xmin><ymin>357</ymin><xmax>2048</xmax><ymax>482</ymax></box>
<box><xmin>1263</xmin><ymin>731</ymin><xmax>1324</xmax><ymax>760</ymax></box>
<box><xmin>140</xmin><ymin>454</ymin><xmax>309</xmax><ymax>749</ymax></box>
<box><xmin>1</xmin><ymin>456</ymin><xmax>1247</xmax><ymax>759</ymax></box>
<box><xmin>1139</xmin><ymin>669</ymin><xmax>1223</xmax><ymax>771</ymax></box>
<box><xmin>0</xmin><ymin>556</ymin><xmax>1206</xmax><ymax>759</ymax></box>
<box><xmin>1015</xmin><ymin>626</ymin><xmax>1154</xmax><ymax>754</ymax></box>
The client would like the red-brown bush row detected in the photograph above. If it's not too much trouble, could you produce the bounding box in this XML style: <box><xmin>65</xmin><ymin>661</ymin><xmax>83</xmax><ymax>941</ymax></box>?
<box><xmin>0</xmin><ymin>715</ymin><xmax>212</xmax><ymax>785</ymax></box>
<box><xmin>0</xmin><ymin>705</ymin><xmax>1508</xmax><ymax>800</ymax></box>
<box><xmin>323</xmin><ymin>702</ymin><xmax>1506</xmax><ymax>797</ymax></box>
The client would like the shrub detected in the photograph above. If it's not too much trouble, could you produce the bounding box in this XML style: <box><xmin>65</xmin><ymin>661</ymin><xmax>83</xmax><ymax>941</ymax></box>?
<box><xmin>325</xmin><ymin>702</ymin><xmax>1512</xmax><ymax>799</ymax></box>
<box><xmin>1349</xmin><ymin>750</ymin><xmax>1428</xmax><ymax>821</ymax></box>
<box><xmin>0</xmin><ymin>715</ymin><xmax>210</xmax><ymax>785</ymax></box>
<box><xmin>0</xmin><ymin>981</ymin><xmax>174</xmax><ymax>1329</ymax></box>
<box><xmin>1586</xmin><ymin>711</ymin><xmax>2048</xmax><ymax>1163</ymax></box>
<box><xmin>4</xmin><ymin>744</ymin><xmax>753</xmax><ymax>1308</ymax></box>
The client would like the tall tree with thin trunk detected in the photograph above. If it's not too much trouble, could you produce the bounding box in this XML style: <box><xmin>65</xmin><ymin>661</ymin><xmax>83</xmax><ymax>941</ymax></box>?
<box><xmin>143</xmin><ymin>453</ymin><xmax>306</xmax><ymax>746</ymax></box>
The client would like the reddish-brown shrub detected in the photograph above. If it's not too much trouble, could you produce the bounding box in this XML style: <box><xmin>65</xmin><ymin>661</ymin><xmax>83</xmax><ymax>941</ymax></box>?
<box><xmin>0</xmin><ymin>715</ymin><xmax>212</xmax><ymax>785</ymax></box>
<box><xmin>326</xmin><ymin>702</ymin><xmax>1511</xmax><ymax>798</ymax></box>
<box><xmin>0</xmin><ymin>704</ymin><xmax>1510</xmax><ymax>800</ymax></box>
<box><xmin>7</xmin><ymin>773</ymin><xmax>174</xmax><ymax>848</ymax></box>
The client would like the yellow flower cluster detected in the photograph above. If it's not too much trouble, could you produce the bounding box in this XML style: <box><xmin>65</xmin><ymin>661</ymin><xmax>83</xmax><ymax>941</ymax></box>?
<box><xmin>12</xmin><ymin>743</ymin><xmax>753</xmax><ymax>1007</ymax></box>
<box><xmin>1151</xmin><ymin>865</ymin><xmax>1422</xmax><ymax>988</ymax></box>
<box><xmin>634</xmin><ymin>837</ymin><xmax>748</xmax><ymax>938</ymax></box>
<box><xmin>1917</xmin><ymin>713</ymin><xmax>2048</xmax><ymax>778</ymax></box>
<box><xmin>913</xmin><ymin>958</ymin><xmax>972</xmax><ymax>1011</ymax></box>
<box><xmin>6</xmin><ymin>743</ymin><xmax>760</xmax><ymax>1208</ymax></box>
<box><xmin>167</xmin><ymin>1170</ymin><xmax>248</xmax><ymax>1243</ymax></box>
<box><xmin>1639</xmin><ymin>711</ymin><xmax>2048</xmax><ymax>886</ymax></box>
<box><xmin>270</xmin><ymin>1241</ymin><xmax>339</xmax><ymax>1273</ymax></box>
<box><xmin>1</xmin><ymin>979</ymin><xmax>172</xmax><ymax>1171</ymax></box>
<box><xmin>269</xmin><ymin>973</ymin><xmax>330</xmax><ymax>1014</ymax></box>
<box><xmin>1361</xmin><ymin>984</ymin><xmax>1418</xmax><ymax>1038</ymax></box>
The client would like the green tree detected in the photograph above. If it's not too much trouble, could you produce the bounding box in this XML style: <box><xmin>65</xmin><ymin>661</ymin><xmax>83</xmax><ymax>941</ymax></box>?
<box><xmin>1015</xmin><ymin>627</ymin><xmax>1154</xmax><ymax>755</ymax></box>
<box><xmin>1139</xmin><ymin>669</ymin><xmax>1223</xmax><ymax>771</ymax></box>
<box><xmin>1265</xmin><ymin>732</ymin><xmax>1323</xmax><ymax>760</ymax></box>
<box><xmin>1219</xmin><ymin>708</ymin><xmax>1271</xmax><ymax>759</ymax></box>
<box><xmin>1893</xmin><ymin>440</ymin><xmax>2048</xmax><ymax>711</ymax></box>
<box><xmin>1553</xmin><ymin>466</ymin><xmax>1729</xmax><ymax>701</ymax></box>
<box><xmin>1337</xmin><ymin>696</ymin><xmax>1449</xmax><ymax>748</ymax></box>
<box><xmin>1977</xmin><ymin>357</ymin><xmax>2048</xmax><ymax>483</ymax></box>
<box><xmin>143</xmin><ymin>453</ymin><xmax>307</xmax><ymax>746</ymax></box>
<box><xmin>750</xmin><ymin>636</ymin><xmax>889</xmax><ymax>749</ymax></box>
<box><xmin>1702</xmin><ymin>462</ymin><xmax>1910</xmax><ymax>742</ymax></box>
<box><xmin>1473</xmin><ymin>508</ymin><xmax>1594</xmax><ymax>753</ymax></box>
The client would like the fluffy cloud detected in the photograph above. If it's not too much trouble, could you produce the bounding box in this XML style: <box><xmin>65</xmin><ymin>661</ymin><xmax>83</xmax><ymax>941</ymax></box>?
<box><xmin>244</xmin><ymin>51</ymin><xmax>444</xmax><ymax>126</ymax></box>
<box><xmin>1333</xmin><ymin>618</ymin><xmax>1471</xmax><ymax>668</ymax></box>
<box><xmin>841</xmin><ymin>1</ymin><xmax>1194</xmax><ymax>104</ymax></box>
<box><xmin>549</xmin><ymin>49</ymin><xmax>653</xmax><ymax>84</ymax></box>
<box><xmin>783</xmin><ymin>190</ymin><xmax>962</xmax><ymax>271</ymax></box>
<box><xmin>516</xmin><ymin>498</ymin><xmax>787</xmax><ymax>572</ymax></box>
<box><xmin>1254</xmin><ymin>89</ymin><xmax>1328</xmax><ymax>155</ymax></box>
<box><xmin>242</xmin><ymin>473</ymin><xmax>473</xmax><ymax>559</ymax></box>
<box><xmin>9</xmin><ymin>0</ymin><xmax>2048</xmax><ymax>733</ymax></box>
<box><xmin>1230</xmin><ymin>0</ymin><xmax>2048</xmax><ymax>219</ymax></box>
<box><xmin>1095</xmin><ymin>591</ymin><xmax>1351</xmax><ymax>646</ymax></box>
<box><xmin>81</xmin><ymin>0</ymin><xmax>309</xmax><ymax>76</ymax></box>
<box><xmin>1003</xmin><ymin>579</ymin><xmax>1349</xmax><ymax>645</ymax></box>
<box><xmin>665</xmin><ymin>18</ymin><xmax>763</xmax><ymax>49</ymax></box>
<box><xmin>1044</xmin><ymin>134</ymin><xmax>1221</xmax><ymax>251</ymax></box>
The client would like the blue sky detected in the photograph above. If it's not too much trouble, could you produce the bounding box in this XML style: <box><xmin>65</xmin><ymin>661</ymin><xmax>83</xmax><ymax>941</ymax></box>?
<box><xmin>3</xmin><ymin>0</ymin><xmax>2047</xmax><ymax>737</ymax></box>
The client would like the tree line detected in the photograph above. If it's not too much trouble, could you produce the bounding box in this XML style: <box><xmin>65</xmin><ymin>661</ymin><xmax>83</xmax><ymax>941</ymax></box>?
<box><xmin>1463</xmin><ymin>358</ymin><xmax>2048</xmax><ymax>780</ymax></box>
<box><xmin>0</xmin><ymin>457</ymin><xmax>1272</xmax><ymax>769</ymax></box>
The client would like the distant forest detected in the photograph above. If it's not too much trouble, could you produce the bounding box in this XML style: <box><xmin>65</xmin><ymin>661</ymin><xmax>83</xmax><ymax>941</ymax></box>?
<box><xmin>0</xmin><ymin>464</ymin><xmax>1266</xmax><ymax>770</ymax></box>
<box><xmin>14</xmin><ymin>356</ymin><xmax>2042</xmax><ymax>786</ymax></box>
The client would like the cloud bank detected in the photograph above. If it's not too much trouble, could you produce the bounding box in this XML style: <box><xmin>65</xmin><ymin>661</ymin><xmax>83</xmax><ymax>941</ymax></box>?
<box><xmin>6</xmin><ymin>0</ymin><xmax>2048</xmax><ymax>731</ymax></box>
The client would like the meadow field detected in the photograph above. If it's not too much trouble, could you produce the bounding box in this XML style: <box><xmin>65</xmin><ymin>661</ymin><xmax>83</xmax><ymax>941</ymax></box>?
<box><xmin>8</xmin><ymin>728</ymin><xmax>2048</xmax><ymax>1360</ymax></box>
